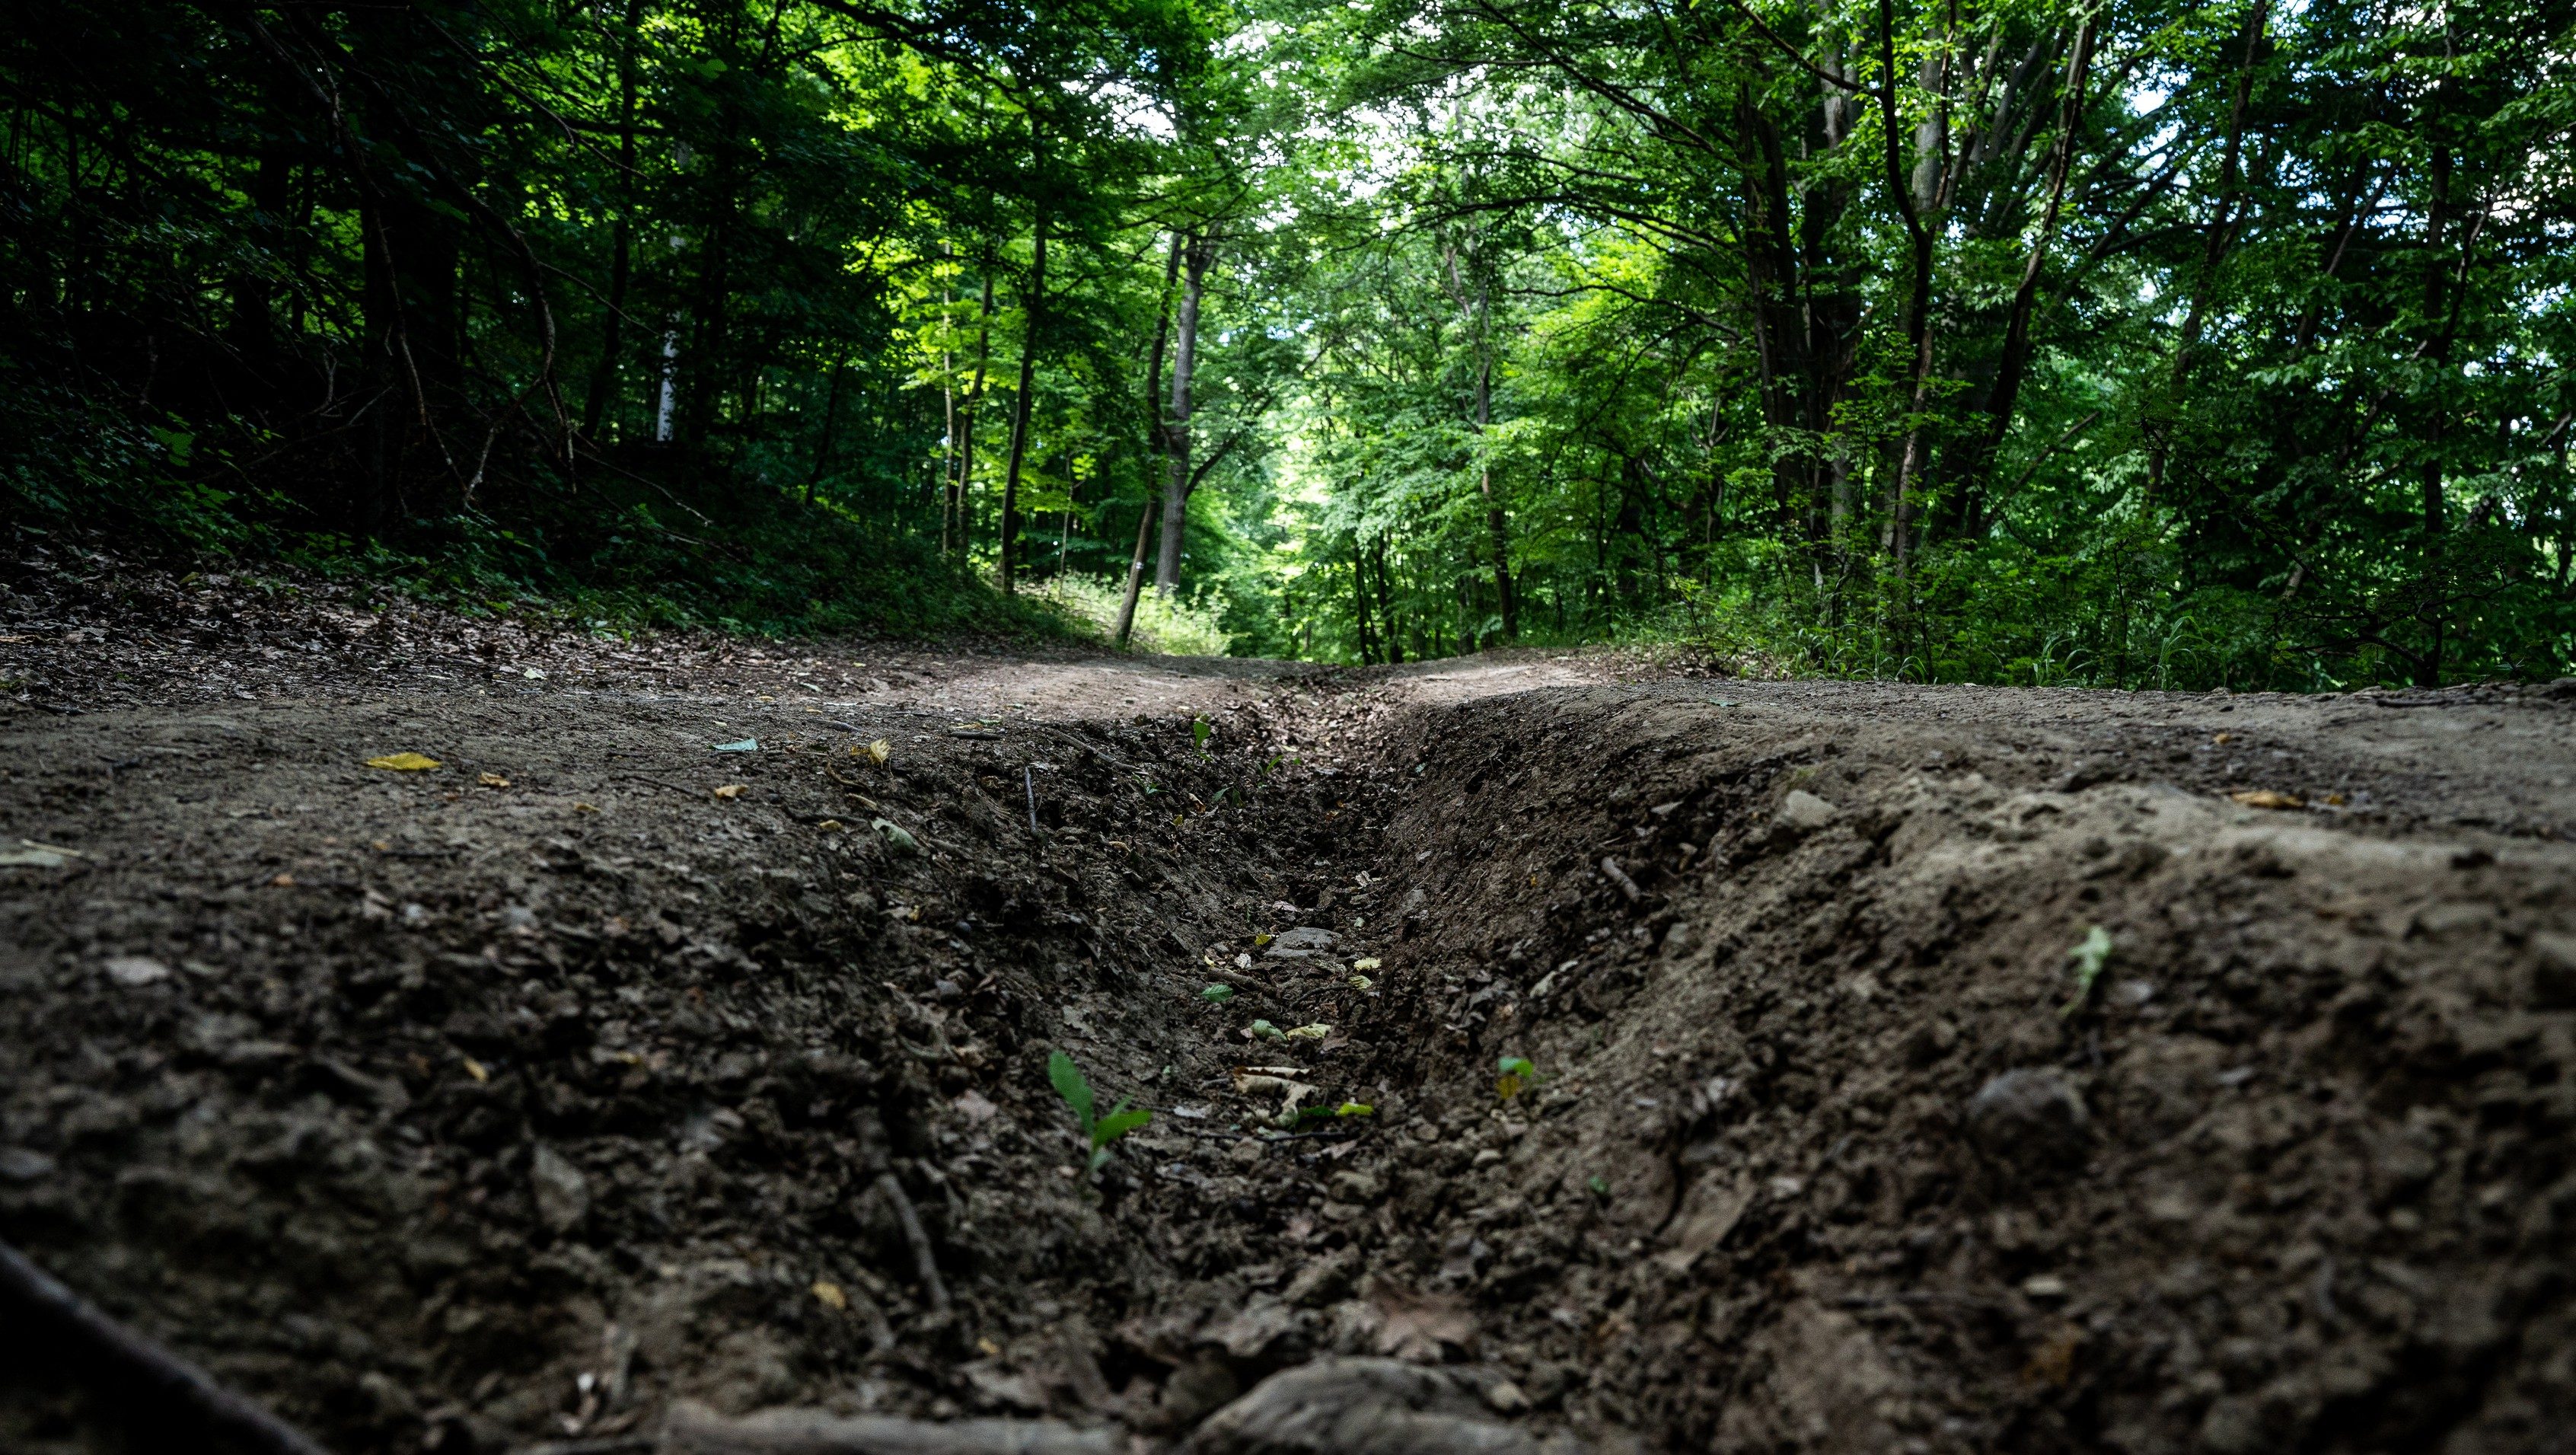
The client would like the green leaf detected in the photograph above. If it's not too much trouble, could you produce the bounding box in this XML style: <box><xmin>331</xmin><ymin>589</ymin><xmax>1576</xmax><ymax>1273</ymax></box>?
<box><xmin>1200</xmin><ymin>982</ymin><xmax>1235</xmax><ymax>1003</ymax></box>
<box><xmin>1091</xmin><ymin>1106</ymin><xmax>1152</xmax><ymax>1148</ymax></box>
<box><xmin>1192</xmin><ymin>716</ymin><xmax>1213</xmax><ymax>748</ymax></box>
<box><xmin>1047</xmin><ymin>1049</ymin><xmax>1094</xmax><ymax>1131</ymax></box>
<box><xmin>2062</xmin><ymin>926</ymin><xmax>2114</xmax><ymax>1017</ymax></box>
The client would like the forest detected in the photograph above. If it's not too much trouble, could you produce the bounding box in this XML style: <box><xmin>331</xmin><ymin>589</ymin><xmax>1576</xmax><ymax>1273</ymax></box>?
<box><xmin>4</xmin><ymin>0</ymin><xmax>2573</xmax><ymax>687</ymax></box>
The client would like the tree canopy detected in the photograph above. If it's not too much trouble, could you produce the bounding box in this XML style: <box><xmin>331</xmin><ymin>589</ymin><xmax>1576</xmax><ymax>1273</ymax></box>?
<box><xmin>5</xmin><ymin>0</ymin><xmax>2573</xmax><ymax>685</ymax></box>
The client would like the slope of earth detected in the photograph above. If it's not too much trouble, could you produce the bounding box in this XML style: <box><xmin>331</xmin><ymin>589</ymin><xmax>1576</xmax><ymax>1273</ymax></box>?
<box><xmin>2</xmin><ymin>554</ymin><xmax>2572</xmax><ymax>1455</ymax></box>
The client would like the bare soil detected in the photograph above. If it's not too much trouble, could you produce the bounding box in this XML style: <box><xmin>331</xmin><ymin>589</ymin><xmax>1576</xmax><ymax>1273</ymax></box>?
<box><xmin>5</xmin><ymin>552</ymin><xmax>2574</xmax><ymax>1454</ymax></box>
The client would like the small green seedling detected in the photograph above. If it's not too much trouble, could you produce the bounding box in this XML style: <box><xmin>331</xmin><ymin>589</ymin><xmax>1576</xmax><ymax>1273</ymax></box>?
<box><xmin>1496</xmin><ymin>1055</ymin><xmax>1539</xmax><ymax>1102</ymax></box>
<box><xmin>1587</xmin><ymin>1175</ymin><xmax>1612</xmax><ymax>1199</ymax></box>
<box><xmin>1200</xmin><ymin>983</ymin><xmax>1236</xmax><ymax>1004</ymax></box>
<box><xmin>2061</xmin><ymin>925</ymin><xmax>2113</xmax><ymax>1017</ymax></box>
<box><xmin>1047</xmin><ymin>1050</ymin><xmax>1151</xmax><ymax>1173</ymax></box>
<box><xmin>1192</xmin><ymin>716</ymin><xmax>1214</xmax><ymax>751</ymax></box>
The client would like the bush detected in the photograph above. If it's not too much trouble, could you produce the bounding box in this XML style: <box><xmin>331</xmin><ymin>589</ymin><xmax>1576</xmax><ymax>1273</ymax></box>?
<box><xmin>1035</xmin><ymin>573</ymin><xmax>1234</xmax><ymax>656</ymax></box>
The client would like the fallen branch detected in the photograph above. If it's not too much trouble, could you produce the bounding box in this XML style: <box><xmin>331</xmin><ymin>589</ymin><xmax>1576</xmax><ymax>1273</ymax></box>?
<box><xmin>0</xmin><ymin>1239</ymin><xmax>336</xmax><ymax>1455</ymax></box>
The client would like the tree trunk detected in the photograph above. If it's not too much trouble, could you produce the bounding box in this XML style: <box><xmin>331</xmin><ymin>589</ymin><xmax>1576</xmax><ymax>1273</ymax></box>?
<box><xmin>999</xmin><ymin>215</ymin><xmax>1044</xmax><ymax>595</ymax></box>
<box><xmin>1116</xmin><ymin>234</ymin><xmax>1184</xmax><ymax>646</ymax></box>
<box><xmin>1154</xmin><ymin>232</ymin><xmax>1213</xmax><ymax>593</ymax></box>
<box><xmin>1372</xmin><ymin>538</ymin><xmax>1404</xmax><ymax>663</ymax></box>
<box><xmin>2142</xmin><ymin>4</ymin><xmax>2260</xmax><ymax>497</ymax></box>
<box><xmin>1878</xmin><ymin>0</ymin><xmax>1940</xmax><ymax>594</ymax></box>
<box><xmin>803</xmin><ymin>359</ymin><xmax>843</xmax><ymax>503</ymax></box>
<box><xmin>954</xmin><ymin>267</ymin><xmax>994</xmax><ymax>561</ymax></box>
<box><xmin>582</xmin><ymin>0</ymin><xmax>643</xmax><ymax>439</ymax></box>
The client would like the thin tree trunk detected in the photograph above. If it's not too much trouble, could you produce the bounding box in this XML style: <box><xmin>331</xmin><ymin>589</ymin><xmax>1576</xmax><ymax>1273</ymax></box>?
<box><xmin>955</xmin><ymin>267</ymin><xmax>994</xmax><ymax>563</ymax></box>
<box><xmin>1372</xmin><ymin>538</ymin><xmax>1403</xmax><ymax>664</ymax></box>
<box><xmin>1351</xmin><ymin>547</ymin><xmax>1378</xmax><ymax>664</ymax></box>
<box><xmin>939</xmin><ymin>244</ymin><xmax>957</xmax><ymax>554</ymax></box>
<box><xmin>1115</xmin><ymin>234</ymin><xmax>1184</xmax><ymax>647</ymax></box>
<box><xmin>803</xmin><ymin>359</ymin><xmax>843</xmax><ymax>503</ymax></box>
<box><xmin>2143</xmin><ymin>4</ymin><xmax>2260</xmax><ymax>496</ymax></box>
<box><xmin>1879</xmin><ymin>0</ymin><xmax>1941</xmax><ymax>596</ymax></box>
<box><xmin>582</xmin><ymin>0</ymin><xmax>643</xmax><ymax>439</ymax></box>
<box><xmin>1155</xmin><ymin>232</ymin><xmax>1213</xmax><ymax>593</ymax></box>
<box><xmin>999</xmin><ymin>212</ymin><xmax>1044</xmax><ymax>595</ymax></box>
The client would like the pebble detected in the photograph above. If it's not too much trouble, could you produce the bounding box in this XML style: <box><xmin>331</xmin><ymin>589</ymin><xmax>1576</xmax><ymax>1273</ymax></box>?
<box><xmin>1327</xmin><ymin>1169</ymin><xmax>1385</xmax><ymax>1204</ymax></box>
<box><xmin>1963</xmin><ymin>1067</ymin><xmax>2091</xmax><ymax>1169</ymax></box>
<box><xmin>0</xmin><ymin>1147</ymin><xmax>56</xmax><ymax>1182</ymax></box>
<box><xmin>104</xmin><ymin>956</ymin><xmax>172</xmax><ymax>988</ymax></box>
<box><xmin>530</xmin><ymin>1144</ymin><xmax>590</xmax><ymax>1235</ymax></box>
<box><xmin>1775</xmin><ymin>790</ymin><xmax>1840</xmax><ymax>833</ymax></box>
<box><xmin>1482</xmin><ymin>1379</ymin><xmax>1529</xmax><ymax>1414</ymax></box>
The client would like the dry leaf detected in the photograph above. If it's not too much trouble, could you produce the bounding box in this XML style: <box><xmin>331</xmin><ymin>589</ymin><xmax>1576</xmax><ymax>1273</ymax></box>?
<box><xmin>866</xmin><ymin>739</ymin><xmax>891</xmax><ymax>764</ymax></box>
<box><xmin>572</xmin><ymin>802</ymin><xmax>600</xmax><ymax>814</ymax></box>
<box><xmin>714</xmin><ymin>784</ymin><xmax>746</xmax><ymax>799</ymax></box>
<box><xmin>1370</xmin><ymin>1287</ymin><xmax>1477</xmax><ymax>1361</ymax></box>
<box><xmin>2212</xmin><ymin>732</ymin><xmax>2233</xmax><ymax>745</ymax></box>
<box><xmin>367</xmin><ymin>752</ymin><xmax>442</xmax><ymax>771</ymax></box>
<box><xmin>478</xmin><ymin>772</ymin><xmax>512</xmax><ymax>787</ymax></box>
<box><xmin>1351</xmin><ymin>956</ymin><xmax>1382</xmax><ymax>971</ymax></box>
<box><xmin>462</xmin><ymin>1057</ymin><xmax>490</xmax><ymax>1083</ymax></box>
<box><xmin>270</xmin><ymin>873</ymin><xmax>296</xmax><ymax>888</ymax></box>
<box><xmin>810</xmin><ymin>1281</ymin><xmax>848</xmax><ymax>1311</ymax></box>
<box><xmin>817</xmin><ymin>818</ymin><xmax>843</xmax><ymax>831</ymax></box>
<box><xmin>1283</xmin><ymin>1023</ymin><xmax>1333</xmax><ymax>1042</ymax></box>
<box><xmin>1232</xmin><ymin>1069</ymin><xmax>1318</xmax><ymax>1112</ymax></box>
<box><xmin>2229</xmin><ymin>789</ymin><xmax>2304</xmax><ymax>810</ymax></box>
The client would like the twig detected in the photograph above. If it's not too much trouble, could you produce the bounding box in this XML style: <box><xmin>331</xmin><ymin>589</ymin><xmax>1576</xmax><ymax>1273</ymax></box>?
<box><xmin>0</xmin><ymin>1239</ymin><xmax>336</xmax><ymax>1455</ymax></box>
<box><xmin>1599</xmin><ymin>855</ymin><xmax>1643</xmax><ymax>903</ymax></box>
<box><xmin>871</xmin><ymin>1173</ymin><xmax>951</xmax><ymax>1313</ymax></box>
<box><xmin>1024</xmin><ymin>765</ymin><xmax>1041</xmax><ymax>834</ymax></box>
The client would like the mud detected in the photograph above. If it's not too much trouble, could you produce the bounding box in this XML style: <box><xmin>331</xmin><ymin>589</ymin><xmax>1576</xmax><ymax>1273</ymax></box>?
<box><xmin>3</xmin><ymin>554</ymin><xmax>2574</xmax><ymax>1453</ymax></box>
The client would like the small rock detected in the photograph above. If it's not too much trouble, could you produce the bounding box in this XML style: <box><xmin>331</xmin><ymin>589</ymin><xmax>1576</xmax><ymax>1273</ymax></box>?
<box><xmin>104</xmin><ymin>956</ymin><xmax>172</xmax><ymax>987</ymax></box>
<box><xmin>1481</xmin><ymin>1379</ymin><xmax>1529</xmax><ymax>1415</ymax></box>
<box><xmin>1284</xmin><ymin>1252</ymin><xmax>1358</xmax><ymax>1308</ymax></box>
<box><xmin>1775</xmin><ymin>790</ymin><xmax>1839</xmax><ymax>833</ymax></box>
<box><xmin>1963</xmin><ymin>1067</ymin><xmax>2091</xmax><ymax>1169</ymax></box>
<box><xmin>1899</xmin><ymin>1017</ymin><xmax>1959</xmax><ymax>1067</ymax></box>
<box><xmin>1327</xmin><ymin>1169</ymin><xmax>1385</xmax><ymax>1205</ymax></box>
<box><xmin>0</xmin><ymin>1147</ymin><xmax>56</xmax><ymax>1182</ymax></box>
<box><xmin>530</xmin><ymin>1144</ymin><xmax>589</xmax><ymax>1236</ymax></box>
<box><xmin>1264</xmin><ymin>926</ymin><xmax>1340</xmax><ymax>959</ymax></box>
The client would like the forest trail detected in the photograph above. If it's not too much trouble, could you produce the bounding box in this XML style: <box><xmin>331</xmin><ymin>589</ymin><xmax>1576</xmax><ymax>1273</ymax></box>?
<box><xmin>5</xmin><ymin>574</ymin><xmax>2576</xmax><ymax>1453</ymax></box>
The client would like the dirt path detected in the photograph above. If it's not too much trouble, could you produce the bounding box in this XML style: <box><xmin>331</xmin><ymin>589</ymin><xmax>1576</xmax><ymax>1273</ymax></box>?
<box><xmin>4</xmin><ymin>564</ymin><xmax>2574</xmax><ymax>1454</ymax></box>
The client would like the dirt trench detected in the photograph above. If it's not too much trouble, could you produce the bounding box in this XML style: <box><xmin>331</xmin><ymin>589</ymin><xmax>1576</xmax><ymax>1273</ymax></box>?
<box><xmin>5</xmin><ymin>563</ymin><xmax>2576</xmax><ymax>1454</ymax></box>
